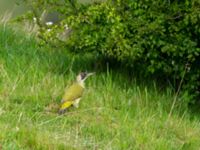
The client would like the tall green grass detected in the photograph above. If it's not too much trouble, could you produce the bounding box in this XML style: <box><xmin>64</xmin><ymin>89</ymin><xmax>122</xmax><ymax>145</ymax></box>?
<box><xmin>0</xmin><ymin>25</ymin><xmax>200</xmax><ymax>150</ymax></box>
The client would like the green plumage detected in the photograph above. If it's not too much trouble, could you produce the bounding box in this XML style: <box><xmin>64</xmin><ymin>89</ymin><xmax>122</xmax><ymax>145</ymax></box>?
<box><xmin>62</xmin><ymin>83</ymin><xmax>84</xmax><ymax>102</ymax></box>
<box><xmin>59</xmin><ymin>82</ymin><xmax>84</xmax><ymax>113</ymax></box>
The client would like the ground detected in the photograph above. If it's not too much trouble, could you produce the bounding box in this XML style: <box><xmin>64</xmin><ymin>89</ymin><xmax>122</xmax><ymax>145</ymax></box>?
<box><xmin>0</xmin><ymin>25</ymin><xmax>200</xmax><ymax>150</ymax></box>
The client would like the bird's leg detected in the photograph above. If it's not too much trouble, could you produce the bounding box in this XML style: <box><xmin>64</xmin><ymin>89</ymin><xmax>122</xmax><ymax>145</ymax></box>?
<box><xmin>73</xmin><ymin>98</ymin><xmax>81</xmax><ymax>108</ymax></box>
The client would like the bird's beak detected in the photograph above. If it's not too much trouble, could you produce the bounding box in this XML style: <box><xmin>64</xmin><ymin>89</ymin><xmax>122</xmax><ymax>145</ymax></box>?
<box><xmin>87</xmin><ymin>72</ymin><xmax>95</xmax><ymax>77</ymax></box>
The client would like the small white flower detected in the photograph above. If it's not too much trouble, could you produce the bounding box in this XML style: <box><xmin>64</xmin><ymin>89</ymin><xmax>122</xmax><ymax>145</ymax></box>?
<box><xmin>46</xmin><ymin>21</ymin><xmax>53</xmax><ymax>26</ymax></box>
<box><xmin>16</xmin><ymin>126</ymin><xmax>19</xmax><ymax>131</ymax></box>
<box><xmin>64</xmin><ymin>24</ymin><xmax>69</xmax><ymax>30</ymax></box>
<box><xmin>33</xmin><ymin>17</ymin><xmax>37</xmax><ymax>22</ymax></box>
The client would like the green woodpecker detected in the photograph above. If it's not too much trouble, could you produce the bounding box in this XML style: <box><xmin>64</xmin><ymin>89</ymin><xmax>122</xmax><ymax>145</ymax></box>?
<box><xmin>58</xmin><ymin>72</ymin><xmax>94</xmax><ymax>114</ymax></box>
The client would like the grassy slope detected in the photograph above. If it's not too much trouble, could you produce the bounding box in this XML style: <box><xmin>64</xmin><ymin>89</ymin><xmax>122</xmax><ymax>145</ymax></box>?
<box><xmin>0</xmin><ymin>25</ymin><xmax>200</xmax><ymax>150</ymax></box>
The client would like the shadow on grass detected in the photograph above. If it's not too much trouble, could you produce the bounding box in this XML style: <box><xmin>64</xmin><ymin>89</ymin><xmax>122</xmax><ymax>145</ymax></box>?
<box><xmin>1</xmin><ymin>24</ymin><xmax>200</xmax><ymax>118</ymax></box>
<box><xmin>0</xmin><ymin>24</ymin><xmax>173</xmax><ymax>90</ymax></box>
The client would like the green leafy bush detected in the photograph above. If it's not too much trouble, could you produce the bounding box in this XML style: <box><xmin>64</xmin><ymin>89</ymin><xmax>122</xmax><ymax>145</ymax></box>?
<box><xmin>18</xmin><ymin>0</ymin><xmax>200</xmax><ymax>103</ymax></box>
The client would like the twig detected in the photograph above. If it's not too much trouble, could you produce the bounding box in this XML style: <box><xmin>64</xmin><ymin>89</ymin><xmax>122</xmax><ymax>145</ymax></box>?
<box><xmin>168</xmin><ymin>63</ymin><xmax>188</xmax><ymax>118</ymax></box>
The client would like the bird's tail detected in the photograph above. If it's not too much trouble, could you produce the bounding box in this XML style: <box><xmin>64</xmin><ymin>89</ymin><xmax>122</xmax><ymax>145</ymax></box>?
<box><xmin>58</xmin><ymin>101</ymin><xmax>73</xmax><ymax>115</ymax></box>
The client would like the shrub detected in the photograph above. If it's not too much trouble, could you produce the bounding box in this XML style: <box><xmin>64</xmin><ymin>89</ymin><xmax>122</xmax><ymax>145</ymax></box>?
<box><xmin>17</xmin><ymin>0</ymin><xmax>200</xmax><ymax>104</ymax></box>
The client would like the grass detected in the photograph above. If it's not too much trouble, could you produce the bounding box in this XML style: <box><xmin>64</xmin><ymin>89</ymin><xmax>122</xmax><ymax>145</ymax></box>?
<box><xmin>0</xmin><ymin>25</ymin><xmax>200</xmax><ymax>150</ymax></box>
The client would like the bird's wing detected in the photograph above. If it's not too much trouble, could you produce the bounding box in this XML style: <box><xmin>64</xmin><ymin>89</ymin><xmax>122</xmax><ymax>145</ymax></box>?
<box><xmin>61</xmin><ymin>83</ymin><xmax>84</xmax><ymax>103</ymax></box>
<box><xmin>59</xmin><ymin>83</ymin><xmax>84</xmax><ymax>113</ymax></box>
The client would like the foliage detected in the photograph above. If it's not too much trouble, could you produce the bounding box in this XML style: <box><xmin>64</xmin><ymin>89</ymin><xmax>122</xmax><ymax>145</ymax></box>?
<box><xmin>17</xmin><ymin>0</ymin><xmax>200</xmax><ymax>104</ymax></box>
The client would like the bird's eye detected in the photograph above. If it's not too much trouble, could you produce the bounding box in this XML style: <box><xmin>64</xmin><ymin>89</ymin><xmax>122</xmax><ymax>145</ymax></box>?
<box><xmin>81</xmin><ymin>72</ymin><xmax>87</xmax><ymax>79</ymax></box>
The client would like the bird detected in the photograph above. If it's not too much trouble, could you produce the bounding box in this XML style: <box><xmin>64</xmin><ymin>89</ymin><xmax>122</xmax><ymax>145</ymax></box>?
<box><xmin>58</xmin><ymin>72</ymin><xmax>95</xmax><ymax>114</ymax></box>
